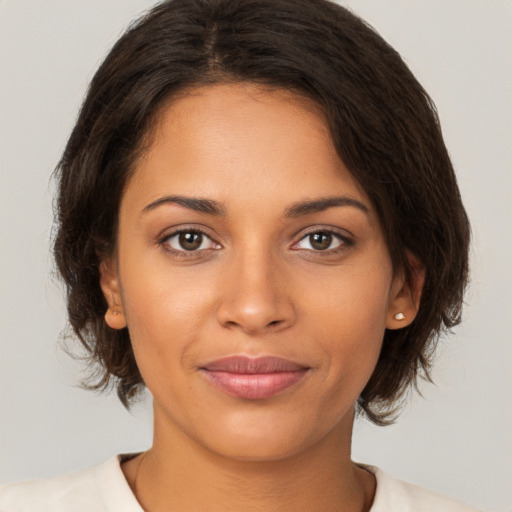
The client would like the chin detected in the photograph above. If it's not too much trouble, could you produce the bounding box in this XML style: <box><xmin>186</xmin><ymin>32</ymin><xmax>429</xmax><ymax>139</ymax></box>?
<box><xmin>189</xmin><ymin>407</ymin><xmax>348</xmax><ymax>464</ymax></box>
<box><xmin>205</xmin><ymin>433</ymin><xmax>313</xmax><ymax>463</ymax></box>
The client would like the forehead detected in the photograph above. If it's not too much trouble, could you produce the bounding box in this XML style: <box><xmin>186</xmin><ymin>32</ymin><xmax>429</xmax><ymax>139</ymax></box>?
<box><xmin>125</xmin><ymin>82</ymin><xmax>371</xmax><ymax>214</ymax></box>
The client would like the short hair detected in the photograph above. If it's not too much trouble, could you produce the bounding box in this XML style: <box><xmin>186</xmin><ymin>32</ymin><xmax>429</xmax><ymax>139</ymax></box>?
<box><xmin>53</xmin><ymin>0</ymin><xmax>470</xmax><ymax>425</ymax></box>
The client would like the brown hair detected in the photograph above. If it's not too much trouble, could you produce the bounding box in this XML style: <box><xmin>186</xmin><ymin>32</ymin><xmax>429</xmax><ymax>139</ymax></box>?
<box><xmin>53</xmin><ymin>0</ymin><xmax>470</xmax><ymax>425</ymax></box>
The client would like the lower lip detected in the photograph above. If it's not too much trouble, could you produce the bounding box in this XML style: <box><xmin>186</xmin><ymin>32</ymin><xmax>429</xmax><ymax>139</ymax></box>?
<box><xmin>201</xmin><ymin>370</ymin><xmax>308</xmax><ymax>400</ymax></box>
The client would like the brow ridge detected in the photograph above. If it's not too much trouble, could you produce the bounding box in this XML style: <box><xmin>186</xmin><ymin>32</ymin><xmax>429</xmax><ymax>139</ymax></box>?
<box><xmin>142</xmin><ymin>195</ymin><xmax>226</xmax><ymax>215</ymax></box>
<box><xmin>285</xmin><ymin>196</ymin><xmax>369</xmax><ymax>217</ymax></box>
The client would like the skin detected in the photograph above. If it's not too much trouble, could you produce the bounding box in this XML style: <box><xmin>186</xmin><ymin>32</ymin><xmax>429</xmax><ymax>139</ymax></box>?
<box><xmin>101</xmin><ymin>82</ymin><xmax>422</xmax><ymax>512</ymax></box>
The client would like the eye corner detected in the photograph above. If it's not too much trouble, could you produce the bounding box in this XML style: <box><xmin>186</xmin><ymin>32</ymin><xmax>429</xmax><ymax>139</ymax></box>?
<box><xmin>291</xmin><ymin>227</ymin><xmax>355</xmax><ymax>254</ymax></box>
<box><xmin>158</xmin><ymin>227</ymin><xmax>222</xmax><ymax>256</ymax></box>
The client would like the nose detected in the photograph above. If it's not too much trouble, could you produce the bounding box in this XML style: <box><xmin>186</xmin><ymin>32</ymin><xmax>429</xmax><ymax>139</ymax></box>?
<box><xmin>216</xmin><ymin>249</ymin><xmax>296</xmax><ymax>335</ymax></box>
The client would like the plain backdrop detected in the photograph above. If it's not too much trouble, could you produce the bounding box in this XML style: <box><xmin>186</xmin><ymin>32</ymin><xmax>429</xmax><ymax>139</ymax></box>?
<box><xmin>1</xmin><ymin>1</ymin><xmax>511</xmax><ymax>510</ymax></box>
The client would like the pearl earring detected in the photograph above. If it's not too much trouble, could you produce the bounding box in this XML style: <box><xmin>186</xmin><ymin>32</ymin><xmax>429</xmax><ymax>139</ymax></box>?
<box><xmin>394</xmin><ymin>312</ymin><xmax>405</xmax><ymax>321</ymax></box>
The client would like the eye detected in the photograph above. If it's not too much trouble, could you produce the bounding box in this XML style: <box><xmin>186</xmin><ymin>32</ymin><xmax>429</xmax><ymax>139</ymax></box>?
<box><xmin>295</xmin><ymin>230</ymin><xmax>347</xmax><ymax>251</ymax></box>
<box><xmin>162</xmin><ymin>230</ymin><xmax>219</xmax><ymax>252</ymax></box>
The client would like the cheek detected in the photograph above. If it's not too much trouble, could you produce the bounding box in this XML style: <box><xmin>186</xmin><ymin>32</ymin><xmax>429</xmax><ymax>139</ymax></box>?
<box><xmin>303</xmin><ymin>261</ymin><xmax>392</xmax><ymax>379</ymax></box>
<box><xmin>117</xmin><ymin>252</ymin><xmax>217</xmax><ymax>374</ymax></box>
<box><xmin>307</xmin><ymin>259</ymin><xmax>392</xmax><ymax>333</ymax></box>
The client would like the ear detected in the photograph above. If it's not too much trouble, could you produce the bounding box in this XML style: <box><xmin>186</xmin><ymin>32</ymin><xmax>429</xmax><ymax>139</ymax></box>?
<box><xmin>386</xmin><ymin>251</ymin><xmax>425</xmax><ymax>330</ymax></box>
<box><xmin>99</xmin><ymin>257</ymin><xmax>127</xmax><ymax>330</ymax></box>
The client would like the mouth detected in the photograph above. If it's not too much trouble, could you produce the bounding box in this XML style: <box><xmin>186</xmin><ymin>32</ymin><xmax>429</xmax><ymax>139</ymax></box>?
<box><xmin>199</xmin><ymin>355</ymin><xmax>310</xmax><ymax>400</ymax></box>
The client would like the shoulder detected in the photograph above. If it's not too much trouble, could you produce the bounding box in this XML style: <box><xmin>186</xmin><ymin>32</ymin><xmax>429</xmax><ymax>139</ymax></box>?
<box><xmin>0</xmin><ymin>463</ymin><xmax>103</xmax><ymax>512</ymax></box>
<box><xmin>368</xmin><ymin>465</ymin><xmax>482</xmax><ymax>512</ymax></box>
<box><xmin>0</xmin><ymin>456</ymin><xmax>142</xmax><ymax>512</ymax></box>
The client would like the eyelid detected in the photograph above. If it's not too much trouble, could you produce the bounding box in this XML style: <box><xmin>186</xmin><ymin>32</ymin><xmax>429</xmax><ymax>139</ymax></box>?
<box><xmin>291</xmin><ymin>226</ymin><xmax>354</xmax><ymax>252</ymax></box>
<box><xmin>158</xmin><ymin>226</ymin><xmax>222</xmax><ymax>254</ymax></box>
<box><xmin>156</xmin><ymin>224</ymin><xmax>354</xmax><ymax>257</ymax></box>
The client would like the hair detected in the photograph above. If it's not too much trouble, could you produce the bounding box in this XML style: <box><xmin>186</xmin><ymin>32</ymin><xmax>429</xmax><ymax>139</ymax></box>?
<box><xmin>53</xmin><ymin>0</ymin><xmax>470</xmax><ymax>425</ymax></box>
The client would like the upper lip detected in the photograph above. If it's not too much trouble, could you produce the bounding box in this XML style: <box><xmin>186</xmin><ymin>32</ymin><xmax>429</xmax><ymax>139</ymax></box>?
<box><xmin>201</xmin><ymin>356</ymin><xmax>308</xmax><ymax>374</ymax></box>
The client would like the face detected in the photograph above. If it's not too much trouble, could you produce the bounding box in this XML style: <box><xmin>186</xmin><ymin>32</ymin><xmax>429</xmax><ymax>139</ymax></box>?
<box><xmin>102</xmin><ymin>83</ymin><xmax>415</xmax><ymax>461</ymax></box>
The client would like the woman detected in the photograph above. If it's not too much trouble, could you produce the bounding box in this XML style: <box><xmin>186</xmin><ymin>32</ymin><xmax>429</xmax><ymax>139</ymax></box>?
<box><xmin>0</xmin><ymin>0</ymin><xmax>480</xmax><ymax>510</ymax></box>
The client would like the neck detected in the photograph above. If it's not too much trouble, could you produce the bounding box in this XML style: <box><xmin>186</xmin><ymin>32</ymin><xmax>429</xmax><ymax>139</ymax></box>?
<box><xmin>124</xmin><ymin>403</ymin><xmax>375</xmax><ymax>512</ymax></box>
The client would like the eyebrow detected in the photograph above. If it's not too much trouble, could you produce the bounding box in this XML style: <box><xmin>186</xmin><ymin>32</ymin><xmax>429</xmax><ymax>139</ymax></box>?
<box><xmin>141</xmin><ymin>194</ymin><xmax>369</xmax><ymax>218</ymax></box>
<box><xmin>142</xmin><ymin>195</ymin><xmax>226</xmax><ymax>216</ymax></box>
<box><xmin>285</xmin><ymin>196</ymin><xmax>369</xmax><ymax>217</ymax></box>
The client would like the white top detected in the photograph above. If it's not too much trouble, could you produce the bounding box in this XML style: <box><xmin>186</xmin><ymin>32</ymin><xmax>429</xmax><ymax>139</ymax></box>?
<box><xmin>0</xmin><ymin>455</ymin><xmax>481</xmax><ymax>511</ymax></box>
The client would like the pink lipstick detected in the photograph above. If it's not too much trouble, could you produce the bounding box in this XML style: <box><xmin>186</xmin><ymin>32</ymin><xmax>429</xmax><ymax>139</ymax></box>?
<box><xmin>200</xmin><ymin>356</ymin><xmax>309</xmax><ymax>400</ymax></box>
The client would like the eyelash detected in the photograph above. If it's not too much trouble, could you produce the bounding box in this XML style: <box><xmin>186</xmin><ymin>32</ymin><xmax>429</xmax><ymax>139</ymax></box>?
<box><xmin>291</xmin><ymin>228</ymin><xmax>354</xmax><ymax>254</ymax></box>
<box><xmin>158</xmin><ymin>227</ymin><xmax>353</xmax><ymax>258</ymax></box>
<box><xmin>159</xmin><ymin>227</ymin><xmax>220</xmax><ymax>258</ymax></box>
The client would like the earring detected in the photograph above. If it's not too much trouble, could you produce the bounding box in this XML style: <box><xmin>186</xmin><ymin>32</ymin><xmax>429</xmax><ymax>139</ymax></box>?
<box><xmin>105</xmin><ymin>306</ymin><xmax>126</xmax><ymax>330</ymax></box>
<box><xmin>394</xmin><ymin>312</ymin><xmax>405</xmax><ymax>321</ymax></box>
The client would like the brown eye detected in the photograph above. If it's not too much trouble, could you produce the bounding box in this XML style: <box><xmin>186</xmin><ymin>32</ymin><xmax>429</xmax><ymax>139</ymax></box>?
<box><xmin>164</xmin><ymin>230</ymin><xmax>219</xmax><ymax>252</ymax></box>
<box><xmin>309</xmin><ymin>232</ymin><xmax>332</xmax><ymax>250</ymax></box>
<box><xmin>295</xmin><ymin>230</ymin><xmax>347</xmax><ymax>252</ymax></box>
<box><xmin>178</xmin><ymin>232</ymin><xmax>203</xmax><ymax>250</ymax></box>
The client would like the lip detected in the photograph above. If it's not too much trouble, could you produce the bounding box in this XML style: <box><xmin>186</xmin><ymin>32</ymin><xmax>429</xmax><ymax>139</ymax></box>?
<box><xmin>200</xmin><ymin>356</ymin><xmax>310</xmax><ymax>400</ymax></box>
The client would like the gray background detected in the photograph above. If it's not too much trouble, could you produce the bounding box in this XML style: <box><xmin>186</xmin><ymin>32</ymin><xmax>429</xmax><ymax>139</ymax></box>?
<box><xmin>1</xmin><ymin>1</ymin><xmax>511</xmax><ymax>510</ymax></box>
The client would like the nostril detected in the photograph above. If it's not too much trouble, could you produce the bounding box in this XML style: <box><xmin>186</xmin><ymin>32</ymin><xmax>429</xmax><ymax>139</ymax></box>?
<box><xmin>216</xmin><ymin>293</ymin><xmax>296</xmax><ymax>334</ymax></box>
